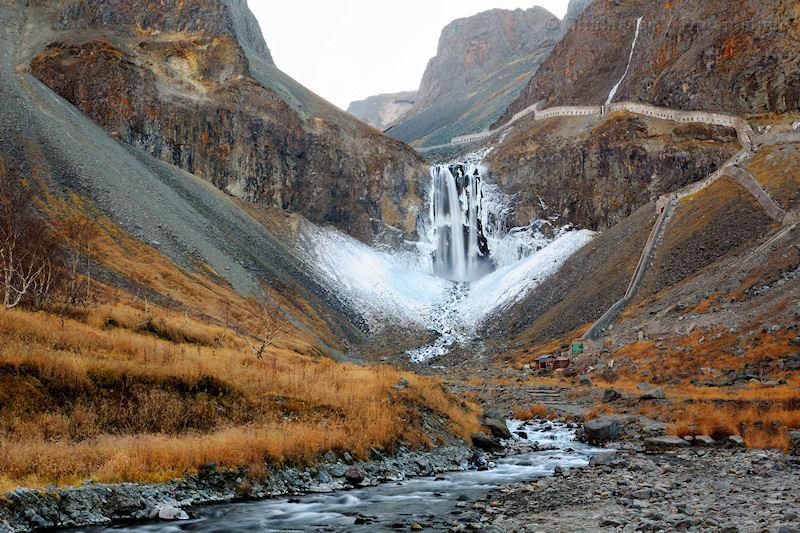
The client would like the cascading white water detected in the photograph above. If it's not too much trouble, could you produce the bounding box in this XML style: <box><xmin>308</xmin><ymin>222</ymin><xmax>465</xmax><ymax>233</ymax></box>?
<box><xmin>606</xmin><ymin>16</ymin><xmax>644</xmax><ymax>105</ymax></box>
<box><xmin>430</xmin><ymin>164</ymin><xmax>491</xmax><ymax>282</ymax></box>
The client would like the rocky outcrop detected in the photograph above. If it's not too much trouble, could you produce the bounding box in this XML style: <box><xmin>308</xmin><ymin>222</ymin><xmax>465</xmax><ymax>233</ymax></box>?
<box><xmin>415</xmin><ymin>7</ymin><xmax>561</xmax><ymax>111</ymax></box>
<box><xmin>29</xmin><ymin>0</ymin><xmax>428</xmax><ymax>243</ymax></box>
<box><xmin>561</xmin><ymin>0</ymin><xmax>593</xmax><ymax>31</ymax></box>
<box><xmin>487</xmin><ymin>113</ymin><xmax>738</xmax><ymax>230</ymax></box>
<box><xmin>499</xmin><ymin>0</ymin><xmax>800</xmax><ymax>123</ymax></box>
<box><xmin>347</xmin><ymin>91</ymin><xmax>417</xmax><ymax>131</ymax></box>
<box><xmin>388</xmin><ymin>7</ymin><xmax>562</xmax><ymax>147</ymax></box>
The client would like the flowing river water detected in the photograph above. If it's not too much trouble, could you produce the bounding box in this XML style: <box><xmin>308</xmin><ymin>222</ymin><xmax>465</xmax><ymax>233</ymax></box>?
<box><xmin>78</xmin><ymin>421</ymin><xmax>603</xmax><ymax>532</ymax></box>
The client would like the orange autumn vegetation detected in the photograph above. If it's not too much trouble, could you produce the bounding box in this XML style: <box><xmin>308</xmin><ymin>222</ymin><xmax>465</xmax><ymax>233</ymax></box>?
<box><xmin>0</xmin><ymin>305</ymin><xmax>480</xmax><ymax>492</ymax></box>
<box><xmin>0</xmin><ymin>192</ymin><xmax>479</xmax><ymax>492</ymax></box>
<box><xmin>513</xmin><ymin>403</ymin><xmax>554</xmax><ymax>421</ymax></box>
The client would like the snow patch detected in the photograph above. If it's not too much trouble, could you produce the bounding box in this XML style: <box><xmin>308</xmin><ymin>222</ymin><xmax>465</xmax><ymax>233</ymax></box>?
<box><xmin>295</xmin><ymin>221</ymin><xmax>449</xmax><ymax>330</ymax></box>
<box><xmin>459</xmin><ymin>229</ymin><xmax>596</xmax><ymax>329</ymax></box>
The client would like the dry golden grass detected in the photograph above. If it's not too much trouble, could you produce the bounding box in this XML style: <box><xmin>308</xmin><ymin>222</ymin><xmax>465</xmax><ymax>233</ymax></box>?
<box><xmin>0</xmin><ymin>304</ymin><xmax>478</xmax><ymax>493</ymax></box>
<box><xmin>513</xmin><ymin>404</ymin><xmax>554</xmax><ymax>421</ymax></box>
<box><xmin>0</xmin><ymin>181</ymin><xmax>481</xmax><ymax>494</ymax></box>
<box><xmin>660</xmin><ymin>402</ymin><xmax>797</xmax><ymax>452</ymax></box>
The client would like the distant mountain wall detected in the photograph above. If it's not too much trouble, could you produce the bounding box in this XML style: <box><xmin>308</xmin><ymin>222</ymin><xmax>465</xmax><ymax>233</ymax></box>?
<box><xmin>386</xmin><ymin>6</ymin><xmax>562</xmax><ymax>147</ymax></box>
<box><xmin>347</xmin><ymin>91</ymin><xmax>417</xmax><ymax>131</ymax></box>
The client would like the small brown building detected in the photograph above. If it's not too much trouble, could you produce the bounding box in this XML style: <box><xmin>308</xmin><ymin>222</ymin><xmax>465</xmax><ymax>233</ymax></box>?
<box><xmin>553</xmin><ymin>357</ymin><xmax>571</xmax><ymax>370</ymax></box>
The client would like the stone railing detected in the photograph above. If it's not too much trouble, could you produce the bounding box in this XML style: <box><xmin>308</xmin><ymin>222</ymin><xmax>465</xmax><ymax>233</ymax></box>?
<box><xmin>441</xmin><ymin>100</ymin><xmax>753</xmax><ymax>149</ymax></box>
<box><xmin>450</xmin><ymin>130</ymin><xmax>495</xmax><ymax>145</ymax></box>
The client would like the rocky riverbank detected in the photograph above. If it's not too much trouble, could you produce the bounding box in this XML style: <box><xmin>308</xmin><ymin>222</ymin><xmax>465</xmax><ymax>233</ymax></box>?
<box><xmin>437</xmin><ymin>447</ymin><xmax>800</xmax><ymax>532</ymax></box>
<box><xmin>0</xmin><ymin>444</ymin><xmax>474</xmax><ymax>532</ymax></box>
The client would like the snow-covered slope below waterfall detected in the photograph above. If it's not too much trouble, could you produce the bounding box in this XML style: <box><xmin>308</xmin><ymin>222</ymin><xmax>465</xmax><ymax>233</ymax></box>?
<box><xmin>295</xmin><ymin>222</ymin><xmax>449</xmax><ymax>330</ymax></box>
<box><xmin>294</xmin><ymin>219</ymin><xmax>594</xmax><ymax>354</ymax></box>
<box><xmin>459</xmin><ymin>230</ymin><xmax>596</xmax><ymax>328</ymax></box>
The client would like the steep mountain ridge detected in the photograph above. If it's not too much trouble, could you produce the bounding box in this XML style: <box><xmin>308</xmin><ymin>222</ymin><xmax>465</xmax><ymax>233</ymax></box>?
<box><xmin>386</xmin><ymin>6</ymin><xmax>562</xmax><ymax>147</ymax></box>
<box><xmin>498</xmin><ymin>0</ymin><xmax>800</xmax><ymax>126</ymax></box>
<box><xmin>28</xmin><ymin>0</ymin><xmax>428</xmax><ymax>244</ymax></box>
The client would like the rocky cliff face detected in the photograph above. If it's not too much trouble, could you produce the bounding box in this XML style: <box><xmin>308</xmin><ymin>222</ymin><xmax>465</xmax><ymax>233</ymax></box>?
<box><xmin>487</xmin><ymin>114</ymin><xmax>739</xmax><ymax>231</ymax></box>
<box><xmin>388</xmin><ymin>7</ymin><xmax>562</xmax><ymax>147</ymax></box>
<box><xmin>415</xmin><ymin>7</ymin><xmax>561</xmax><ymax>110</ymax></box>
<box><xmin>347</xmin><ymin>91</ymin><xmax>417</xmax><ymax>131</ymax></box>
<box><xmin>499</xmin><ymin>0</ymin><xmax>800</xmax><ymax>124</ymax></box>
<box><xmin>561</xmin><ymin>0</ymin><xmax>593</xmax><ymax>31</ymax></box>
<box><xmin>30</xmin><ymin>0</ymin><xmax>428</xmax><ymax>244</ymax></box>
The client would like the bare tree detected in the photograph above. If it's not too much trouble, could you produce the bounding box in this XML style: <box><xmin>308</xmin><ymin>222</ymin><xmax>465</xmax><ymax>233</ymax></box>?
<box><xmin>245</xmin><ymin>284</ymin><xmax>288</xmax><ymax>359</ymax></box>
<box><xmin>0</xmin><ymin>176</ymin><xmax>65</xmax><ymax>309</ymax></box>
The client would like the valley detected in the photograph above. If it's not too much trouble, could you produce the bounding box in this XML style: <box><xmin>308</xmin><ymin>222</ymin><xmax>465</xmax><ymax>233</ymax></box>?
<box><xmin>2</xmin><ymin>0</ymin><xmax>800</xmax><ymax>532</ymax></box>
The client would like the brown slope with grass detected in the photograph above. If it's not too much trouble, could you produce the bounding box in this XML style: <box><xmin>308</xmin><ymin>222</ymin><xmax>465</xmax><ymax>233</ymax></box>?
<box><xmin>505</xmin><ymin>157</ymin><xmax>800</xmax><ymax>452</ymax></box>
<box><xmin>0</xmin><ymin>182</ymin><xmax>479</xmax><ymax>492</ymax></box>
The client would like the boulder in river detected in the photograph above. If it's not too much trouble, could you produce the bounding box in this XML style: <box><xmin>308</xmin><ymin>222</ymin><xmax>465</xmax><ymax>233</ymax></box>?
<box><xmin>471</xmin><ymin>433</ymin><xmax>504</xmax><ymax>452</ymax></box>
<box><xmin>345</xmin><ymin>466</ymin><xmax>365</xmax><ymax>485</ymax></box>
<box><xmin>482</xmin><ymin>417</ymin><xmax>512</xmax><ymax>439</ymax></box>
<box><xmin>583</xmin><ymin>415</ymin><xmax>621</xmax><ymax>444</ymax></box>
<box><xmin>154</xmin><ymin>505</ymin><xmax>189</xmax><ymax>521</ymax></box>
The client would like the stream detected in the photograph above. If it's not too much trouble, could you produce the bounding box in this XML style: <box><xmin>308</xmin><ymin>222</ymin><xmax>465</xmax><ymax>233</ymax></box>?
<box><xmin>78</xmin><ymin>421</ymin><xmax>603</xmax><ymax>532</ymax></box>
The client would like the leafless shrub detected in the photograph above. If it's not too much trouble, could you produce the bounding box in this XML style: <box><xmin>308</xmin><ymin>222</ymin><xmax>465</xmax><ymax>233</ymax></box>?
<box><xmin>0</xmin><ymin>176</ymin><xmax>66</xmax><ymax>309</ymax></box>
<box><xmin>245</xmin><ymin>284</ymin><xmax>287</xmax><ymax>360</ymax></box>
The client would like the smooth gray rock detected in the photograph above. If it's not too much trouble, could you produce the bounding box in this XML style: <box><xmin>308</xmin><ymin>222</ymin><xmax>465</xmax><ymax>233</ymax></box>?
<box><xmin>344</xmin><ymin>467</ymin><xmax>365</xmax><ymax>485</ymax></box>
<box><xmin>471</xmin><ymin>433</ymin><xmax>504</xmax><ymax>452</ymax></box>
<box><xmin>155</xmin><ymin>505</ymin><xmax>188</xmax><ymax>521</ymax></box>
<box><xmin>644</xmin><ymin>436</ymin><xmax>691</xmax><ymax>452</ymax></box>
<box><xmin>694</xmin><ymin>435</ymin><xmax>717</xmax><ymax>447</ymax></box>
<box><xmin>584</xmin><ymin>415</ymin><xmax>621</xmax><ymax>444</ymax></box>
<box><xmin>640</xmin><ymin>388</ymin><xmax>666</xmax><ymax>400</ymax></box>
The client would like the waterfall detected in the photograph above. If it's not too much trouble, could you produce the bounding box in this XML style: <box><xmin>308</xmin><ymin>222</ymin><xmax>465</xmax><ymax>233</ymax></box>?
<box><xmin>430</xmin><ymin>164</ymin><xmax>490</xmax><ymax>281</ymax></box>
<box><xmin>606</xmin><ymin>16</ymin><xmax>644</xmax><ymax>105</ymax></box>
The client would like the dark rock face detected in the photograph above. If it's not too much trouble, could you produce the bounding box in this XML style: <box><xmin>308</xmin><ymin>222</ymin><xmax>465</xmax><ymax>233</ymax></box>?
<box><xmin>500</xmin><ymin>0</ymin><xmax>800</xmax><ymax>123</ymax></box>
<box><xmin>487</xmin><ymin>115</ymin><xmax>738</xmax><ymax>231</ymax></box>
<box><xmin>389</xmin><ymin>7</ymin><xmax>562</xmax><ymax>146</ymax></box>
<box><xmin>347</xmin><ymin>91</ymin><xmax>417</xmax><ymax>131</ymax></box>
<box><xmin>471</xmin><ymin>433</ymin><xmax>504</xmax><ymax>452</ymax></box>
<box><xmin>30</xmin><ymin>1</ymin><xmax>428</xmax><ymax>243</ymax></box>
<box><xmin>415</xmin><ymin>7</ymin><xmax>561</xmax><ymax>110</ymax></box>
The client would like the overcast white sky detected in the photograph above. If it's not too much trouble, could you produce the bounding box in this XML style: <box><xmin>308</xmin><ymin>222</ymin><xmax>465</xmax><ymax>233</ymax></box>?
<box><xmin>251</xmin><ymin>1</ymin><xmax>570</xmax><ymax>110</ymax></box>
